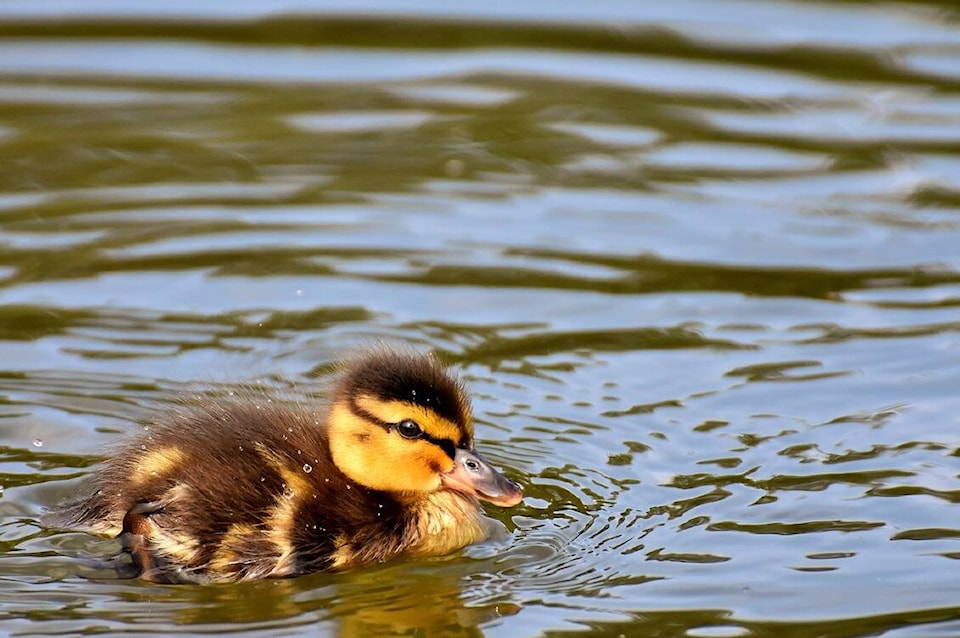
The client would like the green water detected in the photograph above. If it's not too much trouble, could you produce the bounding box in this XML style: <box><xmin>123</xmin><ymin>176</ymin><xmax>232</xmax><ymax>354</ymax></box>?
<box><xmin>2</xmin><ymin>1</ymin><xmax>960</xmax><ymax>636</ymax></box>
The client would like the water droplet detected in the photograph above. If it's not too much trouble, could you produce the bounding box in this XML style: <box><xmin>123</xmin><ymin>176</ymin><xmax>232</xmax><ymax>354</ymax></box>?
<box><xmin>32</xmin><ymin>439</ymin><xmax>43</xmax><ymax>448</ymax></box>
<box><xmin>445</xmin><ymin>158</ymin><xmax>465</xmax><ymax>177</ymax></box>
<box><xmin>260</xmin><ymin>476</ymin><xmax>266</xmax><ymax>483</ymax></box>
<box><xmin>283</xmin><ymin>487</ymin><xmax>295</xmax><ymax>499</ymax></box>
<box><xmin>238</xmin><ymin>445</ymin><xmax>244</xmax><ymax>452</ymax></box>
<box><xmin>140</xmin><ymin>444</ymin><xmax>147</xmax><ymax>451</ymax></box>
<box><xmin>324</xmin><ymin>478</ymin><xmax>330</xmax><ymax>483</ymax></box>
<box><xmin>302</xmin><ymin>463</ymin><xmax>313</xmax><ymax>473</ymax></box>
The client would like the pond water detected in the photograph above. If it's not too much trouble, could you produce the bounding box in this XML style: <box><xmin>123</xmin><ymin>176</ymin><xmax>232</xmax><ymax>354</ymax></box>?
<box><xmin>2</xmin><ymin>1</ymin><xmax>960</xmax><ymax>636</ymax></box>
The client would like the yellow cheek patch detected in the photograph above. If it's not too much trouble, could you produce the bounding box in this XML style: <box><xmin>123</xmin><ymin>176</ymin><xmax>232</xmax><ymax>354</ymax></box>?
<box><xmin>415</xmin><ymin>445</ymin><xmax>455</xmax><ymax>475</ymax></box>
<box><xmin>128</xmin><ymin>446</ymin><xmax>185</xmax><ymax>486</ymax></box>
<box><xmin>354</xmin><ymin>396</ymin><xmax>470</xmax><ymax>444</ymax></box>
<box><xmin>328</xmin><ymin>402</ymin><xmax>446</xmax><ymax>493</ymax></box>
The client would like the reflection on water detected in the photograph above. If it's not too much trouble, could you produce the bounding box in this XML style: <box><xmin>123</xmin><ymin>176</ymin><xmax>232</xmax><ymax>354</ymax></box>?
<box><xmin>2</xmin><ymin>0</ymin><xmax>960</xmax><ymax>636</ymax></box>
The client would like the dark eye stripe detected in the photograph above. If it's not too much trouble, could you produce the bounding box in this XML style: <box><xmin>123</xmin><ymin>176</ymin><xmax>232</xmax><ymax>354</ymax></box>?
<box><xmin>426</xmin><ymin>436</ymin><xmax>456</xmax><ymax>460</ymax></box>
<box><xmin>348</xmin><ymin>398</ymin><xmax>457</xmax><ymax>460</ymax></box>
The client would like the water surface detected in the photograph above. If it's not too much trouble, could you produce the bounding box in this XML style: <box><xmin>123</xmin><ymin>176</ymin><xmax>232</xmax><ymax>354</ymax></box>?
<box><xmin>2</xmin><ymin>1</ymin><xmax>960</xmax><ymax>636</ymax></box>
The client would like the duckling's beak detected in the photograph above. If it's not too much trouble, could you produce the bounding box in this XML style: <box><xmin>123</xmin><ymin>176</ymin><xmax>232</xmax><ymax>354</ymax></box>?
<box><xmin>441</xmin><ymin>448</ymin><xmax>523</xmax><ymax>507</ymax></box>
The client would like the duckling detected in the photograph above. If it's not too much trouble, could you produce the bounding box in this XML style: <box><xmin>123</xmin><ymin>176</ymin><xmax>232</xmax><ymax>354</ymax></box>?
<box><xmin>45</xmin><ymin>347</ymin><xmax>523</xmax><ymax>583</ymax></box>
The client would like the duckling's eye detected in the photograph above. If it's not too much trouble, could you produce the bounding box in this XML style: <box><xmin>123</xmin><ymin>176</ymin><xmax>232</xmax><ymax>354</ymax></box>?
<box><xmin>396</xmin><ymin>419</ymin><xmax>422</xmax><ymax>440</ymax></box>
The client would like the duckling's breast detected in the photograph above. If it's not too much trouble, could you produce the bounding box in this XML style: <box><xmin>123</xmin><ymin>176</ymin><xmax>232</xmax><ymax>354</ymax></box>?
<box><xmin>407</xmin><ymin>491</ymin><xmax>490</xmax><ymax>557</ymax></box>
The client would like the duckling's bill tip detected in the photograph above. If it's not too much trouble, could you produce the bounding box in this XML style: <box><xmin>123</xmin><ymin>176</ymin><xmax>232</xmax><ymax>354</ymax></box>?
<box><xmin>441</xmin><ymin>448</ymin><xmax>523</xmax><ymax>508</ymax></box>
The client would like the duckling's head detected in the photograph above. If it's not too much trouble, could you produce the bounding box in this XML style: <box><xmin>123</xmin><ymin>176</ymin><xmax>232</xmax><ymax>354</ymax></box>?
<box><xmin>327</xmin><ymin>348</ymin><xmax>522</xmax><ymax>507</ymax></box>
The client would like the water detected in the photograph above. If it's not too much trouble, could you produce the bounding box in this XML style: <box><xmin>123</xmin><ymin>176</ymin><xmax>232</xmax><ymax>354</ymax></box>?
<box><xmin>2</xmin><ymin>1</ymin><xmax>960</xmax><ymax>635</ymax></box>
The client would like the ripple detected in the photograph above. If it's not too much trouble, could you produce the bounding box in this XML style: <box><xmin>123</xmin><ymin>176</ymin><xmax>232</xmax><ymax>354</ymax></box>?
<box><xmin>643</xmin><ymin>142</ymin><xmax>828</xmax><ymax>173</ymax></box>
<box><xmin>547</xmin><ymin>122</ymin><xmax>661</xmax><ymax>148</ymax></box>
<box><xmin>0</xmin><ymin>42</ymin><xmax>850</xmax><ymax>100</ymax></box>
<box><xmin>708</xmin><ymin>520</ymin><xmax>886</xmax><ymax>535</ymax></box>
<box><xmin>285</xmin><ymin>110</ymin><xmax>436</xmax><ymax>133</ymax></box>
<box><xmin>703</xmin><ymin>103</ymin><xmax>960</xmax><ymax>144</ymax></box>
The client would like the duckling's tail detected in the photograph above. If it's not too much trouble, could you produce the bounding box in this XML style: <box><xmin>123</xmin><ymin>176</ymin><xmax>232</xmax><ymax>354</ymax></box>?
<box><xmin>41</xmin><ymin>495</ymin><xmax>120</xmax><ymax>536</ymax></box>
